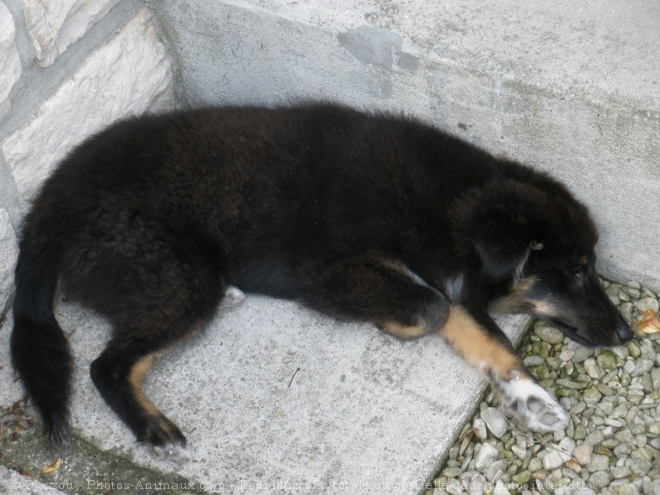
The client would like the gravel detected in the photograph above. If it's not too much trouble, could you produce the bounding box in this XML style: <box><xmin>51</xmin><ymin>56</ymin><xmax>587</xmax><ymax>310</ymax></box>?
<box><xmin>429</xmin><ymin>278</ymin><xmax>660</xmax><ymax>495</ymax></box>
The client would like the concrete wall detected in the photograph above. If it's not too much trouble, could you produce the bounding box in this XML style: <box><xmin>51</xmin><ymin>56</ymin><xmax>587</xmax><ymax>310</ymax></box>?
<box><xmin>152</xmin><ymin>0</ymin><xmax>660</xmax><ymax>292</ymax></box>
<box><xmin>0</xmin><ymin>0</ymin><xmax>658</xmax><ymax>316</ymax></box>
<box><xmin>0</xmin><ymin>0</ymin><xmax>175</xmax><ymax>315</ymax></box>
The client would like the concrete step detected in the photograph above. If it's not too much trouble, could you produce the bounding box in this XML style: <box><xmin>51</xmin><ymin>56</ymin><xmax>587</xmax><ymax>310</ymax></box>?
<box><xmin>0</xmin><ymin>297</ymin><xmax>529</xmax><ymax>494</ymax></box>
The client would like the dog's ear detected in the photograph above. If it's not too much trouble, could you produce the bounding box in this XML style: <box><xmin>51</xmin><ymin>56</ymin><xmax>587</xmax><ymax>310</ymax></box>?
<box><xmin>454</xmin><ymin>180</ymin><xmax>548</xmax><ymax>278</ymax></box>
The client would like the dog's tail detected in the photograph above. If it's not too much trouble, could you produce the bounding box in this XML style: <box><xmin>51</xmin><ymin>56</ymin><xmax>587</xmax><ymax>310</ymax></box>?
<box><xmin>10</xmin><ymin>230</ymin><xmax>72</xmax><ymax>445</ymax></box>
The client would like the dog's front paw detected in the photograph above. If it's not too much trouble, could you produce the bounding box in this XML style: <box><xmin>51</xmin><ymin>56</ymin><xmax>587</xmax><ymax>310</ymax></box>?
<box><xmin>499</xmin><ymin>373</ymin><xmax>569</xmax><ymax>433</ymax></box>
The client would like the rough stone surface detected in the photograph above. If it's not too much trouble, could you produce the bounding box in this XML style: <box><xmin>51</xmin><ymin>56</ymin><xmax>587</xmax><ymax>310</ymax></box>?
<box><xmin>2</xmin><ymin>8</ymin><xmax>174</xmax><ymax>199</ymax></box>
<box><xmin>1</xmin><ymin>464</ymin><xmax>66</xmax><ymax>494</ymax></box>
<box><xmin>0</xmin><ymin>209</ymin><xmax>18</xmax><ymax>316</ymax></box>
<box><xmin>0</xmin><ymin>1</ymin><xmax>21</xmax><ymax>119</ymax></box>
<box><xmin>21</xmin><ymin>0</ymin><xmax>121</xmax><ymax>66</ymax></box>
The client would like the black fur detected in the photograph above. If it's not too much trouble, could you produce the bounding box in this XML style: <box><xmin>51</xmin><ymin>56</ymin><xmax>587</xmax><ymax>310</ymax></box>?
<box><xmin>11</xmin><ymin>102</ymin><xmax>632</xmax><ymax>452</ymax></box>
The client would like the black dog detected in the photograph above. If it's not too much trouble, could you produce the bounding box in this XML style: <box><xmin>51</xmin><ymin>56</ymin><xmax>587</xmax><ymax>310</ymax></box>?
<box><xmin>10</xmin><ymin>103</ymin><xmax>632</xmax><ymax>460</ymax></box>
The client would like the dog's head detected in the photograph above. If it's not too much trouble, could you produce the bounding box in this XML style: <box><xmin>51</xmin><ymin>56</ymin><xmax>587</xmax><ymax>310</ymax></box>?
<box><xmin>455</xmin><ymin>178</ymin><xmax>633</xmax><ymax>347</ymax></box>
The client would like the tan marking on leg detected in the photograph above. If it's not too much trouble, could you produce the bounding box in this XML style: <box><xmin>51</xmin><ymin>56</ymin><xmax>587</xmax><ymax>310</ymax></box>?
<box><xmin>439</xmin><ymin>305</ymin><xmax>524</xmax><ymax>379</ymax></box>
<box><xmin>128</xmin><ymin>353</ymin><xmax>162</xmax><ymax>417</ymax></box>
<box><xmin>380</xmin><ymin>320</ymin><xmax>432</xmax><ymax>341</ymax></box>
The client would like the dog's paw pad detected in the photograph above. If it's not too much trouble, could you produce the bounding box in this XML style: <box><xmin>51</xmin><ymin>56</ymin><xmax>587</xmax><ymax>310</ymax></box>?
<box><xmin>220</xmin><ymin>285</ymin><xmax>246</xmax><ymax>308</ymax></box>
<box><xmin>502</xmin><ymin>378</ymin><xmax>568</xmax><ymax>433</ymax></box>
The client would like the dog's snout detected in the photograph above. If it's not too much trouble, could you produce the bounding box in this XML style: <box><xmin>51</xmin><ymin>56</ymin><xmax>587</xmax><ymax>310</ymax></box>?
<box><xmin>615</xmin><ymin>321</ymin><xmax>634</xmax><ymax>345</ymax></box>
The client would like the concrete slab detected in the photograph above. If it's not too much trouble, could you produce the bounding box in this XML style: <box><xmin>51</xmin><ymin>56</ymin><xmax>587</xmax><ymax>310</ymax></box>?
<box><xmin>0</xmin><ymin>295</ymin><xmax>528</xmax><ymax>494</ymax></box>
<box><xmin>0</xmin><ymin>464</ymin><xmax>67</xmax><ymax>494</ymax></box>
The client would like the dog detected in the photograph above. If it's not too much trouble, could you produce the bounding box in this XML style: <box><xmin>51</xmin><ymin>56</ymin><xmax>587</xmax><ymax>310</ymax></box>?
<box><xmin>10</xmin><ymin>102</ymin><xmax>632</xmax><ymax>460</ymax></box>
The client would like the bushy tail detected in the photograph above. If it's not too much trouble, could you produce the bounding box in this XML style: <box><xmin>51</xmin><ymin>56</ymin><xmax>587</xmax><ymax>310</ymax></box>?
<box><xmin>10</xmin><ymin>241</ymin><xmax>72</xmax><ymax>445</ymax></box>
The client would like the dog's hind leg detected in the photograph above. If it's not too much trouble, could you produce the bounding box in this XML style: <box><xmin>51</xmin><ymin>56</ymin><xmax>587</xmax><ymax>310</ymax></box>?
<box><xmin>64</xmin><ymin>218</ymin><xmax>227</xmax><ymax>460</ymax></box>
<box><xmin>439</xmin><ymin>306</ymin><xmax>568</xmax><ymax>432</ymax></box>
<box><xmin>300</xmin><ymin>256</ymin><xmax>449</xmax><ymax>341</ymax></box>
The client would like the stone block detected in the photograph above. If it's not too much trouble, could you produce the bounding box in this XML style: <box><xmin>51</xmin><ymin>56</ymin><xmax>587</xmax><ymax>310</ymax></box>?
<box><xmin>1</xmin><ymin>8</ymin><xmax>174</xmax><ymax>200</ymax></box>
<box><xmin>0</xmin><ymin>1</ymin><xmax>21</xmax><ymax>119</ymax></box>
<box><xmin>21</xmin><ymin>0</ymin><xmax>121</xmax><ymax>66</ymax></box>
<box><xmin>0</xmin><ymin>209</ymin><xmax>18</xmax><ymax>316</ymax></box>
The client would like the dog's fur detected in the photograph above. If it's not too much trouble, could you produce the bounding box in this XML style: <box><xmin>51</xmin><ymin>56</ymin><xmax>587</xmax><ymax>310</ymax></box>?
<box><xmin>10</xmin><ymin>103</ymin><xmax>632</xmax><ymax>460</ymax></box>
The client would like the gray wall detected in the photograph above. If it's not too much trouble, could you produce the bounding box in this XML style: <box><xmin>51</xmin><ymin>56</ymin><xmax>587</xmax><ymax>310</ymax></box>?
<box><xmin>150</xmin><ymin>0</ymin><xmax>660</xmax><ymax>291</ymax></box>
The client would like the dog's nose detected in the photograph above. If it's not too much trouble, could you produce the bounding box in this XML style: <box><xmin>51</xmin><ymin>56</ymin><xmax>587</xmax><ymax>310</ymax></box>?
<box><xmin>616</xmin><ymin>321</ymin><xmax>634</xmax><ymax>344</ymax></box>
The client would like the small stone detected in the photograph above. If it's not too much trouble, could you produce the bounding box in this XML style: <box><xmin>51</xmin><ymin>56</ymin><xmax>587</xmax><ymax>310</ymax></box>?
<box><xmin>630</xmin><ymin>447</ymin><xmax>654</xmax><ymax>461</ymax></box>
<box><xmin>620</xmin><ymin>302</ymin><xmax>634</xmax><ymax>319</ymax></box>
<box><xmin>598</xmin><ymin>401</ymin><xmax>614</xmax><ymax>415</ymax></box>
<box><xmin>559</xmin><ymin>348</ymin><xmax>575</xmax><ymax>362</ymax></box>
<box><xmin>594</xmin><ymin>444</ymin><xmax>614</xmax><ymax>456</ymax></box>
<box><xmin>634</xmin><ymin>297</ymin><xmax>659</xmax><ymax>312</ymax></box>
<box><xmin>574</xmin><ymin>424</ymin><xmax>588</xmax><ymax>440</ymax></box>
<box><xmin>534</xmin><ymin>325</ymin><xmax>565</xmax><ymax>345</ymax></box>
<box><xmin>542</xmin><ymin>448</ymin><xmax>571</xmax><ymax>470</ymax></box>
<box><xmin>588</xmin><ymin>470</ymin><xmax>611</xmax><ymax>489</ymax></box>
<box><xmin>565</xmin><ymin>459</ymin><xmax>582</xmax><ymax>473</ymax></box>
<box><xmin>627</xmin><ymin>341</ymin><xmax>641</xmax><ymax>358</ymax></box>
<box><xmin>486</xmin><ymin>459</ymin><xmax>508</xmax><ymax>483</ymax></box>
<box><xmin>615</xmin><ymin>429</ymin><xmax>634</xmax><ymax>443</ymax></box>
<box><xmin>612</xmin><ymin>465</ymin><xmax>633</xmax><ymax>479</ymax></box>
<box><xmin>604</xmin><ymin>417</ymin><xmax>623</xmax><ymax>427</ymax></box>
<box><xmin>523</xmin><ymin>355</ymin><xmax>545</xmax><ymax>367</ymax></box>
<box><xmin>481</xmin><ymin>408</ymin><xmax>508</xmax><ymax>439</ymax></box>
<box><xmin>583</xmin><ymin>358</ymin><xmax>602</xmax><ymax>379</ymax></box>
<box><xmin>629</xmin><ymin>458</ymin><xmax>652</xmax><ymax>475</ymax></box>
<box><xmin>638</xmin><ymin>340</ymin><xmax>656</xmax><ymax>360</ymax></box>
<box><xmin>583</xmin><ymin>388</ymin><xmax>603</xmax><ymax>406</ymax></box>
<box><xmin>473</xmin><ymin>418</ymin><xmax>487</xmax><ymax>441</ymax></box>
<box><xmin>570</xmin><ymin>401</ymin><xmax>587</xmax><ymax>415</ymax></box>
<box><xmin>597</xmin><ymin>350</ymin><xmax>618</xmax><ymax>370</ymax></box>
<box><xmin>446</xmin><ymin>478</ymin><xmax>463</xmax><ymax>495</ymax></box>
<box><xmin>631</xmin><ymin>359</ymin><xmax>654</xmax><ymax>377</ymax></box>
<box><xmin>511</xmin><ymin>444</ymin><xmax>527</xmax><ymax>460</ymax></box>
<box><xmin>493</xmin><ymin>480</ymin><xmax>511</xmax><ymax>495</ymax></box>
<box><xmin>556</xmin><ymin>378</ymin><xmax>587</xmax><ymax>390</ymax></box>
<box><xmin>512</xmin><ymin>470</ymin><xmax>531</xmax><ymax>484</ymax></box>
<box><xmin>443</xmin><ymin>467</ymin><xmax>463</xmax><ymax>478</ymax></box>
<box><xmin>572</xmin><ymin>488</ymin><xmax>597</xmax><ymax>495</ymax></box>
<box><xmin>624</xmin><ymin>287</ymin><xmax>642</xmax><ymax>298</ymax></box>
<box><xmin>614</xmin><ymin>482</ymin><xmax>641</xmax><ymax>495</ymax></box>
<box><xmin>612</xmin><ymin>346</ymin><xmax>630</xmax><ymax>360</ymax></box>
<box><xmin>475</xmin><ymin>442</ymin><xmax>499</xmax><ymax>472</ymax></box>
<box><xmin>597</xmin><ymin>383</ymin><xmax>614</xmax><ymax>396</ymax></box>
<box><xmin>559</xmin><ymin>437</ymin><xmax>576</xmax><ymax>453</ymax></box>
<box><xmin>572</xmin><ymin>443</ymin><xmax>593</xmax><ymax>465</ymax></box>
<box><xmin>587</xmin><ymin>453</ymin><xmax>610</xmax><ymax>472</ymax></box>
<box><xmin>528</xmin><ymin>458</ymin><xmax>542</xmax><ymax>472</ymax></box>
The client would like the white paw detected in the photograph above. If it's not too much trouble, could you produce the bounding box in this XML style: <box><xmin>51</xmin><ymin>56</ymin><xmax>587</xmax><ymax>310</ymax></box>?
<box><xmin>220</xmin><ymin>285</ymin><xmax>246</xmax><ymax>308</ymax></box>
<box><xmin>151</xmin><ymin>440</ymin><xmax>192</xmax><ymax>464</ymax></box>
<box><xmin>500</xmin><ymin>374</ymin><xmax>569</xmax><ymax>433</ymax></box>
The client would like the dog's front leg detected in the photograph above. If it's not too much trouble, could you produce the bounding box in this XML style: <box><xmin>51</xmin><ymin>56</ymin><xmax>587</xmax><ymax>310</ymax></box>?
<box><xmin>439</xmin><ymin>305</ymin><xmax>568</xmax><ymax>433</ymax></box>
